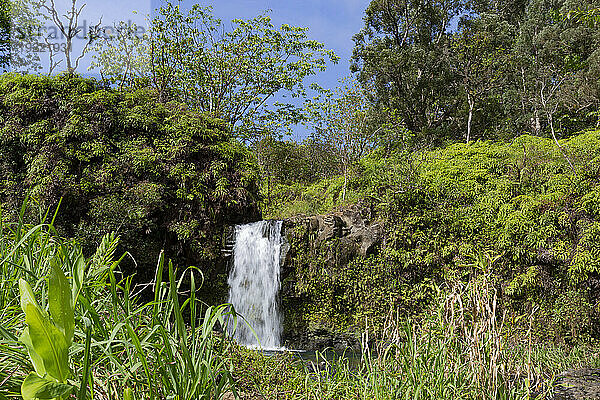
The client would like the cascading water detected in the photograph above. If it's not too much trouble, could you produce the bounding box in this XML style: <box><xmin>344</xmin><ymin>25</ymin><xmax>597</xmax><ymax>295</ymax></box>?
<box><xmin>227</xmin><ymin>220</ymin><xmax>285</xmax><ymax>349</ymax></box>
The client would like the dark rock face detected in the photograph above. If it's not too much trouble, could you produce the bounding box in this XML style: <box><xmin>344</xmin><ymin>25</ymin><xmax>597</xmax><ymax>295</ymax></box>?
<box><xmin>281</xmin><ymin>328</ymin><xmax>361</xmax><ymax>352</ymax></box>
<box><xmin>282</xmin><ymin>205</ymin><xmax>383</xmax><ymax>264</ymax></box>
<box><xmin>550</xmin><ymin>369</ymin><xmax>600</xmax><ymax>400</ymax></box>
<box><xmin>279</xmin><ymin>205</ymin><xmax>383</xmax><ymax>351</ymax></box>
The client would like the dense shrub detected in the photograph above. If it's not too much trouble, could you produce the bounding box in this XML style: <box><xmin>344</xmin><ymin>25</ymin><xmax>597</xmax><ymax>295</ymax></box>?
<box><xmin>0</xmin><ymin>73</ymin><xmax>261</xmax><ymax>285</ymax></box>
<box><xmin>275</xmin><ymin>132</ymin><xmax>600</xmax><ymax>341</ymax></box>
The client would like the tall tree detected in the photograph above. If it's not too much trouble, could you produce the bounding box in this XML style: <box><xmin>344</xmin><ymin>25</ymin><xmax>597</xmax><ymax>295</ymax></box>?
<box><xmin>40</xmin><ymin>0</ymin><xmax>101</xmax><ymax>74</ymax></box>
<box><xmin>304</xmin><ymin>77</ymin><xmax>384</xmax><ymax>200</ymax></box>
<box><xmin>89</xmin><ymin>20</ymin><xmax>150</xmax><ymax>89</ymax></box>
<box><xmin>4</xmin><ymin>0</ymin><xmax>46</xmax><ymax>73</ymax></box>
<box><xmin>0</xmin><ymin>0</ymin><xmax>9</xmax><ymax>70</ymax></box>
<box><xmin>91</xmin><ymin>2</ymin><xmax>338</xmax><ymax>142</ymax></box>
<box><xmin>513</xmin><ymin>0</ymin><xmax>600</xmax><ymax>136</ymax></box>
<box><xmin>352</xmin><ymin>0</ymin><xmax>465</xmax><ymax>142</ymax></box>
<box><xmin>450</xmin><ymin>14</ymin><xmax>514</xmax><ymax>142</ymax></box>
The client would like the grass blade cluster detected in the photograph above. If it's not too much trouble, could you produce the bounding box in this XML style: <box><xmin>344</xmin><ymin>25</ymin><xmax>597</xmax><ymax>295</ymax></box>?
<box><xmin>0</xmin><ymin>203</ymin><xmax>237</xmax><ymax>400</ymax></box>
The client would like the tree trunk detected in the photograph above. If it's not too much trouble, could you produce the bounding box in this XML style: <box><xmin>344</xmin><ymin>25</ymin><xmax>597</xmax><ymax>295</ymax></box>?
<box><xmin>548</xmin><ymin>110</ymin><xmax>576</xmax><ymax>174</ymax></box>
<box><xmin>467</xmin><ymin>94</ymin><xmax>474</xmax><ymax>144</ymax></box>
<box><xmin>342</xmin><ymin>167</ymin><xmax>347</xmax><ymax>201</ymax></box>
<box><xmin>531</xmin><ymin>108</ymin><xmax>541</xmax><ymax>135</ymax></box>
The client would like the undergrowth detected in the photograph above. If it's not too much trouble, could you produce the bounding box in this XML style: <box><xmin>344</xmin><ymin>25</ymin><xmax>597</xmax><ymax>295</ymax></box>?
<box><xmin>0</xmin><ymin>202</ymin><xmax>238</xmax><ymax>400</ymax></box>
<box><xmin>2</xmin><ymin>200</ymin><xmax>600</xmax><ymax>399</ymax></box>
<box><xmin>230</xmin><ymin>254</ymin><xmax>600</xmax><ymax>399</ymax></box>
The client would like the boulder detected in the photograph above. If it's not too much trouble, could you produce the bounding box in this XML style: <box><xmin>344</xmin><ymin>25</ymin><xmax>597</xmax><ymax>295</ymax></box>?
<box><xmin>282</xmin><ymin>205</ymin><xmax>383</xmax><ymax>260</ymax></box>
<box><xmin>551</xmin><ymin>369</ymin><xmax>600</xmax><ymax>400</ymax></box>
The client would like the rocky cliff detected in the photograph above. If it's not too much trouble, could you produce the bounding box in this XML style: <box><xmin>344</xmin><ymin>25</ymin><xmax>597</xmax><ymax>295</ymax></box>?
<box><xmin>279</xmin><ymin>205</ymin><xmax>384</xmax><ymax>350</ymax></box>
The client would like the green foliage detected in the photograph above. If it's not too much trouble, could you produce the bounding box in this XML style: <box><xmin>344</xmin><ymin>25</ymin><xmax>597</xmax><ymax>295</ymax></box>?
<box><xmin>92</xmin><ymin>2</ymin><xmax>338</xmax><ymax>143</ymax></box>
<box><xmin>0</xmin><ymin>72</ymin><xmax>260</xmax><ymax>283</ymax></box>
<box><xmin>0</xmin><ymin>0</ymin><xmax>9</xmax><ymax>70</ymax></box>
<box><xmin>228</xmin><ymin>344</ymin><xmax>306</xmax><ymax>398</ymax></box>
<box><xmin>122</xmin><ymin>253</ymin><xmax>238</xmax><ymax>400</ymax></box>
<box><xmin>254</xmin><ymin>136</ymin><xmax>340</xmax><ymax>186</ymax></box>
<box><xmin>231</xmin><ymin>274</ymin><xmax>600</xmax><ymax>399</ymax></box>
<box><xmin>353</xmin><ymin>0</ymin><xmax>600</xmax><ymax>143</ymax></box>
<box><xmin>272</xmin><ymin>132</ymin><xmax>600</xmax><ymax>340</ymax></box>
<box><xmin>88</xmin><ymin>20</ymin><xmax>150</xmax><ymax>90</ymax></box>
<box><xmin>302</xmin><ymin>77</ymin><xmax>410</xmax><ymax>200</ymax></box>
<box><xmin>352</xmin><ymin>0</ymin><xmax>464</xmax><ymax>141</ymax></box>
<box><xmin>0</xmin><ymin>204</ymin><xmax>102</xmax><ymax>398</ymax></box>
<box><xmin>2</xmin><ymin>0</ymin><xmax>46</xmax><ymax>73</ymax></box>
<box><xmin>0</xmin><ymin>201</ymin><xmax>239</xmax><ymax>399</ymax></box>
<box><xmin>564</xmin><ymin>6</ymin><xmax>600</xmax><ymax>24</ymax></box>
<box><xmin>264</xmin><ymin>175</ymin><xmax>348</xmax><ymax>218</ymax></box>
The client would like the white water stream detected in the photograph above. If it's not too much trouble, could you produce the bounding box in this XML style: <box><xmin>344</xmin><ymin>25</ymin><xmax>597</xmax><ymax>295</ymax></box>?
<box><xmin>227</xmin><ymin>220</ymin><xmax>285</xmax><ymax>349</ymax></box>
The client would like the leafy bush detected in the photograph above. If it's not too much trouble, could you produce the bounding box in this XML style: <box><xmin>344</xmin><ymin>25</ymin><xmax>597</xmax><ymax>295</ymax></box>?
<box><xmin>274</xmin><ymin>132</ymin><xmax>600</xmax><ymax>340</ymax></box>
<box><xmin>0</xmin><ymin>73</ymin><xmax>261</xmax><ymax>285</ymax></box>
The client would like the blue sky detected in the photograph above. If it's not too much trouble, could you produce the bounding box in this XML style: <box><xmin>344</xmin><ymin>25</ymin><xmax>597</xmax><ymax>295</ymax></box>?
<box><xmin>37</xmin><ymin>0</ymin><xmax>369</xmax><ymax>86</ymax></box>
<box><xmin>157</xmin><ymin>1</ymin><xmax>370</xmax><ymax>88</ymax></box>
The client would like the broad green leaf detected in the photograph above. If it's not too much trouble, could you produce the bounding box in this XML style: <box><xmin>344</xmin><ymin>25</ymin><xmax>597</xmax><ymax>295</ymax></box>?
<box><xmin>123</xmin><ymin>387</ymin><xmax>134</xmax><ymax>400</ymax></box>
<box><xmin>72</xmin><ymin>251</ymin><xmax>86</xmax><ymax>306</ymax></box>
<box><xmin>19</xmin><ymin>279</ymin><xmax>40</xmax><ymax>316</ymax></box>
<box><xmin>49</xmin><ymin>259</ymin><xmax>74</xmax><ymax>345</ymax></box>
<box><xmin>25</xmin><ymin>303</ymin><xmax>70</xmax><ymax>382</ymax></box>
<box><xmin>21</xmin><ymin>372</ymin><xmax>74</xmax><ymax>400</ymax></box>
<box><xmin>19</xmin><ymin>328</ymin><xmax>46</xmax><ymax>377</ymax></box>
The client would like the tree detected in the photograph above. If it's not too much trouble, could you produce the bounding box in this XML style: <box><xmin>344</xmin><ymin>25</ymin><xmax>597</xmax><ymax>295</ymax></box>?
<box><xmin>0</xmin><ymin>0</ymin><xmax>9</xmax><ymax>70</ymax></box>
<box><xmin>513</xmin><ymin>0</ymin><xmax>600</xmax><ymax>136</ymax></box>
<box><xmin>3</xmin><ymin>0</ymin><xmax>46</xmax><ymax>73</ymax></box>
<box><xmin>559</xmin><ymin>3</ymin><xmax>600</xmax><ymax>130</ymax></box>
<box><xmin>352</xmin><ymin>0</ymin><xmax>465</xmax><ymax>142</ymax></box>
<box><xmin>253</xmin><ymin>135</ymin><xmax>339</xmax><ymax>185</ymax></box>
<box><xmin>40</xmin><ymin>0</ymin><xmax>101</xmax><ymax>74</ymax></box>
<box><xmin>0</xmin><ymin>0</ymin><xmax>104</xmax><ymax>74</ymax></box>
<box><xmin>89</xmin><ymin>20</ymin><xmax>150</xmax><ymax>89</ymax></box>
<box><xmin>304</xmin><ymin>77</ymin><xmax>384</xmax><ymax>200</ymax></box>
<box><xmin>92</xmin><ymin>2</ymin><xmax>338</xmax><ymax>142</ymax></box>
<box><xmin>450</xmin><ymin>14</ymin><xmax>514</xmax><ymax>143</ymax></box>
<box><xmin>353</xmin><ymin>0</ymin><xmax>600</xmax><ymax>143</ymax></box>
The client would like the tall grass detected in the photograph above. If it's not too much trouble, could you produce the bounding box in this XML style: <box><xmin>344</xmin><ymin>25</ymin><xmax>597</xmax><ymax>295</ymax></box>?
<box><xmin>0</xmin><ymin>202</ymin><xmax>238</xmax><ymax>400</ymax></box>
<box><xmin>231</xmin><ymin>253</ymin><xmax>600</xmax><ymax>400</ymax></box>
<box><xmin>295</xmin><ymin>255</ymin><xmax>600</xmax><ymax>400</ymax></box>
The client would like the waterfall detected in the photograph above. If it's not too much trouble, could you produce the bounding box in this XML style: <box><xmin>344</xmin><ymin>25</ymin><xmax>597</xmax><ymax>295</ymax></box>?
<box><xmin>227</xmin><ymin>220</ymin><xmax>285</xmax><ymax>349</ymax></box>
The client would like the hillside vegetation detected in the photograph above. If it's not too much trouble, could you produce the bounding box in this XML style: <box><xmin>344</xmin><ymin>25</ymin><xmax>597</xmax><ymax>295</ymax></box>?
<box><xmin>270</xmin><ymin>132</ymin><xmax>600</xmax><ymax>342</ymax></box>
<box><xmin>0</xmin><ymin>73</ymin><xmax>261</xmax><ymax>286</ymax></box>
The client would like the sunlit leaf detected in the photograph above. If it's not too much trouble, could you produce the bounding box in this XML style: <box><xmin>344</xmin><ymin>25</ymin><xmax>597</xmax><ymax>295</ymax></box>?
<box><xmin>19</xmin><ymin>328</ymin><xmax>46</xmax><ymax>377</ymax></box>
<box><xmin>21</xmin><ymin>372</ymin><xmax>74</xmax><ymax>400</ymax></box>
<box><xmin>18</xmin><ymin>279</ymin><xmax>40</xmax><ymax>316</ymax></box>
<box><xmin>49</xmin><ymin>258</ymin><xmax>74</xmax><ymax>345</ymax></box>
<box><xmin>25</xmin><ymin>303</ymin><xmax>70</xmax><ymax>382</ymax></box>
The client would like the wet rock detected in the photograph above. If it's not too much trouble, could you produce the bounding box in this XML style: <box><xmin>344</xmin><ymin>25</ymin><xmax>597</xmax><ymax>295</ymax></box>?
<box><xmin>280</xmin><ymin>205</ymin><xmax>382</xmax><ymax>351</ymax></box>
<box><xmin>282</xmin><ymin>326</ymin><xmax>361</xmax><ymax>352</ymax></box>
<box><xmin>282</xmin><ymin>205</ymin><xmax>383</xmax><ymax>261</ymax></box>
<box><xmin>550</xmin><ymin>369</ymin><xmax>600</xmax><ymax>400</ymax></box>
